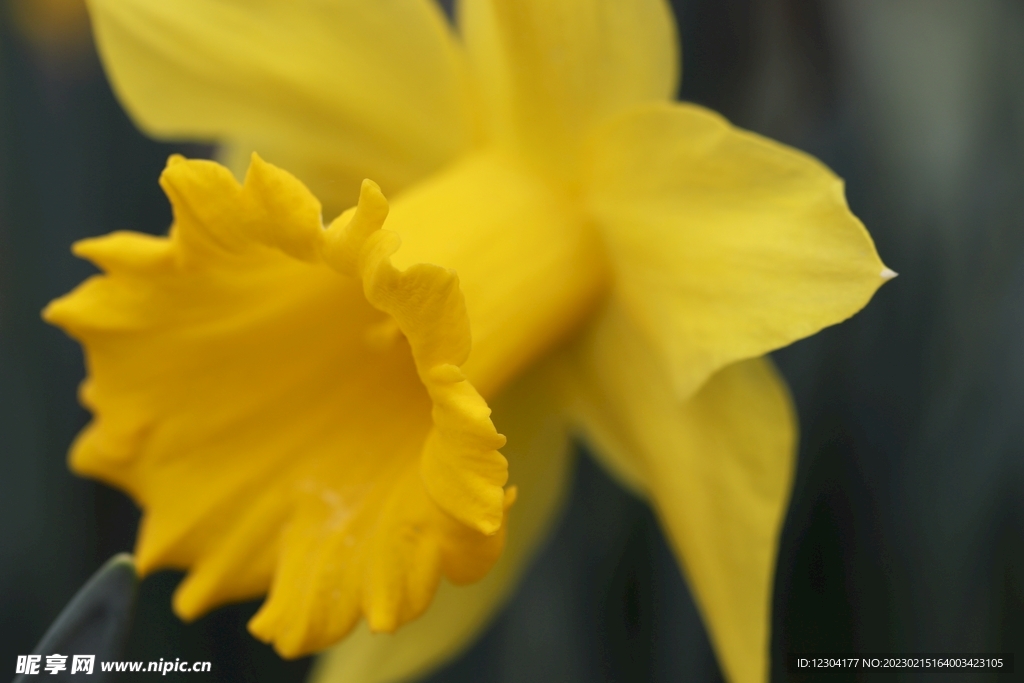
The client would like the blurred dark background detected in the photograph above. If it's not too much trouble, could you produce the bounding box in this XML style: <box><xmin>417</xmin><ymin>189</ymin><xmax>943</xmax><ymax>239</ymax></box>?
<box><xmin>2</xmin><ymin>0</ymin><xmax>1022</xmax><ymax>681</ymax></box>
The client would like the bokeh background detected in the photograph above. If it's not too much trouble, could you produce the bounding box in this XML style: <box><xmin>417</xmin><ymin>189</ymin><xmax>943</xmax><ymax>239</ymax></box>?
<box><xmin>2</xmin><ymin>0</ymin><xmax>1022</xmax><ymax>680</ymax></box>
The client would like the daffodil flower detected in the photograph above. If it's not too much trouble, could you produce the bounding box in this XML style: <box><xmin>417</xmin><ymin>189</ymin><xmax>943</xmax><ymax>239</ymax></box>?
<box><xmin>44</xmin><ymin>1</ymin><xmax>892</xmax><ymax>682</ymax></box>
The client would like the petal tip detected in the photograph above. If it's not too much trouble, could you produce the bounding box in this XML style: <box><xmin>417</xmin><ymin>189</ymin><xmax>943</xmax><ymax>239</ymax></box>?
<box><xmin>367</xmin><ymin>620</ymin><xmax>398</xmax><ymax>635</ymax></box>
<box><xmin>880</xmin><ymin>267</ymin><xmax>898</xmax><ymax>281</ymax></box>
<box><xmin>40</xmin><ymin>300</ymin><xmax>60</xmax><ymax>324</ymax></box>
<box><xmin>503</xmin><ymin>485</ymin><xmax>518</xmax><ymax>508</ymax></box>
<box><xmin>476</xmin><ymin>513</ymin><xmax>503</xmax><ymax>537</ymax></box>
<box><xmin>171</xmin><ymin>588</ymin><xmax>203</xmax><ymax>624</ymax></box>
<box><xmin>132</xmin><ymin>554</ymin><xmax>158</xmax><ymax>580</ymax></box>
<box><xmin>358</xmin><ymin>179</ymin><xmax>390</xmax><ymax>222</ymax></box>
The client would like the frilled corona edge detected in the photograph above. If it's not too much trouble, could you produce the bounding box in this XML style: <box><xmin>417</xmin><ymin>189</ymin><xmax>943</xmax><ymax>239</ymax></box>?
<box><xmin>43</xmin><ymin>154</ymin><xmax>515</xmax><ymax>657</ymax></box>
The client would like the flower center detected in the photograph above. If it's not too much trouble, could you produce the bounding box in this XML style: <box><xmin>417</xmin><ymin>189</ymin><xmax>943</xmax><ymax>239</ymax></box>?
<box><xmin>386</xmin><ymin>149</ymin><xmax>610</xmax><ymax>398</ymax></box>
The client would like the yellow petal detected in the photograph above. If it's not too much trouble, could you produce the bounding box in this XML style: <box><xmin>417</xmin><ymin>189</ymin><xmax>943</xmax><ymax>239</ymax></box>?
<box><xmin>585</xmin><ymin>102</ymin><xmax>892</xmax><ymax>399</ymax></box>
<box><xmin>43</xmin><ymin>155</ymin><xmax>510</xmax><ymax>658</ymax></box>
<box><xmin>561</xmin><ymin>304</ymin><xmax>796</xmax><ymax>683</ymax></box>
<box><xmin>86</xmin><ymin>0</ymin><xmax>477</xmax><ymax>210</ymax></box>
<box><xmin>313</xmin><ymin>363</ymin><xmax>573</xmax><ymax>683</ymax></box>
<box><xmin>383</xmin><ymin>149</ymin><xmax>610</xmax><ymax>399</ymax></box>
<box><xmin>457</xmin><ymin>0</ymin><xmax>677</xmax><ymax>181</ymax></box>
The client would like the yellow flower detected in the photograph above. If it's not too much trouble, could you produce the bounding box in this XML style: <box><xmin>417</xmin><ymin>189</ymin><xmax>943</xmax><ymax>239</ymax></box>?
<box><xmin>44</xmin><ymin>1</ymin><xmax>892</xmax><ymax>682</ymax></box>
<box><xmin>9</xmin><ymin>0</ymin><xmax>92</xmax><ymax>58</ymax></box>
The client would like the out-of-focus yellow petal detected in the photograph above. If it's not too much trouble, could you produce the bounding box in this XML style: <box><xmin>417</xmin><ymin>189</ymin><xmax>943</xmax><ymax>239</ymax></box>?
<box><xmin>313</xmin><ymin>363</ymin><xmax>573</xmax><ymax>683</ymax></box>
<box><xmin>457</xmin><ymin>0</ymin><xmax>677</xmax><ymax>181</ymax></box>
<box><xmin>561</xmin><ymin>304</ymin><xmax>795</xmax><ymax>683</ymax></box>
<box><xmin>10</xmin><ymin>0</ymin><xmax>92</xmax><ymax>58</ymax></box>
<box><xmin>586</xmin><ymin>102</ymin><xmax>893</xmax><ymax>399</ymax></box>
<box><xmin>85</xmin><ymin>0</ymin><xmax>477</xmax><ymax>211</ymax></box>
<box><xmin>43</xmin><ymin>155</ymin><xmax>511</xmax><ymax>658</ymax></box>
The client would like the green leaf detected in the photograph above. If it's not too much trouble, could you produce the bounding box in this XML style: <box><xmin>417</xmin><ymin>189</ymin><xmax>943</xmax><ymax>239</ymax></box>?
<box><xmin>12</xmin><ymin>554</ymin><xmax>137</xmax><ymax>683</ymax></box>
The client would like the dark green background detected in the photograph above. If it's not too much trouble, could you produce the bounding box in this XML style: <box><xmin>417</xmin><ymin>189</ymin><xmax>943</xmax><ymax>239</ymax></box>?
<box><xmin>2</xmin><ymin>1</ymin><xmax>1022</xmax><ymax>681</ymax></box>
